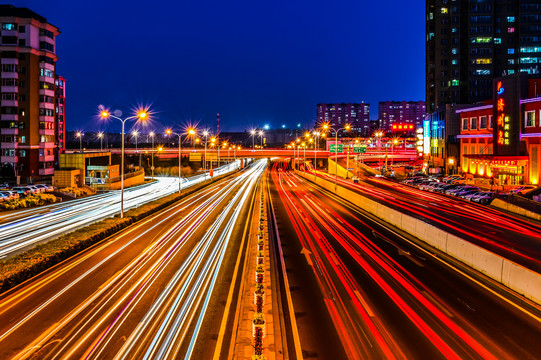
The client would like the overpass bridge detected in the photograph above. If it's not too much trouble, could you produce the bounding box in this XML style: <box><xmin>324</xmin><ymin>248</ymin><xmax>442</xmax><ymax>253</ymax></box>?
<box><xmin>70</xmin><ymin>148</ymin><xmax>419</xmax><ymax>162</ymax></box>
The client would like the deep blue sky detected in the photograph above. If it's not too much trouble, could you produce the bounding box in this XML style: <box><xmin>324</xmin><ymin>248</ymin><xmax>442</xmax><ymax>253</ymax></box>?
<box><xmin>16</xmin><ymin>0</ymin><xmax>425</xmax><ymax>133</ymax></box>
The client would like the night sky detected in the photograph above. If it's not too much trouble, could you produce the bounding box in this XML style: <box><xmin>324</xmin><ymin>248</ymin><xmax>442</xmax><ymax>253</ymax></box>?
<box><xmin>14</xmin><ymin>0</ymin><xmax>425</xmax><ymax>133</ymax></box>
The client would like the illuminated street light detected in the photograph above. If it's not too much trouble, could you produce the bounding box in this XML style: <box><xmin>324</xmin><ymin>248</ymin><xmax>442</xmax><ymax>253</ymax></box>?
<box><xmin>100</xmin><ymin>107</ymin><xmax>148</xmax><ymax>218</ymax></box>
<box><xmin>149</xmin><ymin>131</ymin><xmax>155</xmax><ymax>179</ymax></box>
<box><xmin>76</xmin><ymin>132</ymin><xmax>83</xmax><ymax>153</ymax></box>
<box><xmin>259</xmin><ymin>130</ymin><xmax>264</xmax><ymax>148</ymax></box>
<box><xmin>97</xmin><ymin>132</ymin><xmax>104</xmax><ymax>151</ymax></box>
<box><xmin>250</xmin><ymin>129</ymin><xmax>256</xmax><ymax>152</ymax></box>
<box><xmin>166</xmin><ymin>127</ymin><xmax>195</xmax><ymax>193</ymax></box>
<box><xmin>323</xmin><ymin>124</ymin><xmax>351</xmax><ymax>190</ymax></box>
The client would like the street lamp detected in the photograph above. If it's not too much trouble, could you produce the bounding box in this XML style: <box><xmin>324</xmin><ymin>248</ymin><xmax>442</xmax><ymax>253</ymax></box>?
<box><xmin>100</xmin><ymin>108</ymin><xmax>148</xmax><ymax>218</ymax></box>
<box><xmin>132</xmin><ymin>130</ymin><xmax>140</xmax><ymax>167</ymax></box>
<box><xmin>166</xmin><ymin>128</ymin><xmax>196</xmax><ymax>193</ymax></box>
<box><xmin>76</xmin><ymin>132</ymin><xmax>83</xmax><ymax>153</ymax></box>
<box><xmin>149</xmin><ymin>131</ymin><xmax>155</xmax><ymax>179</ymax></box>
<box><xmin>250</xmin><ymin>129</ymin><xmax>256</xmax><ymax>152</ymax></box>
<box><xmin>202</xmin><ymin>131</ymin><xmax>209</xmax><ymax>178</ymax></box>
<box><xmin>323</xmin><ymin>123</ymin><xmax>350</xmax><ymax>190</ymax></box>
<box><xmin>259</xmin><ymin>130</ymin><xmax>264</xmax><ymax>149</ymax></box>
<box><xmin>97</xmin><ymin>132</ymin><xmax>104</xmax><ymax>151</ymax></box>
<box><xmin>313</xmin><ymin>131</ymin><xmax>320</xmax><ymax>178</ymax></box>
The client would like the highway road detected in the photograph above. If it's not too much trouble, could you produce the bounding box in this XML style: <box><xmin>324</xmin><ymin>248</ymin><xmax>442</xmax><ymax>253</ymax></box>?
<box><xmin>269</xmin><ymin>160</ymin><xmax>541</xmax><ymax>359</ymax></box>
<box><xmin>314</xmin><ymin>166</ymin><xmax>541</xmax><ymax>274</ymax></box>
<box><xmin>0</xmin><ymin>160</ymin><xmax>266</xmax><ymax>359</ymax></box>
<box><xmin>0</xmin><ymin>161</ymin><xmax>240</xmax><ymax>259</ymax></box>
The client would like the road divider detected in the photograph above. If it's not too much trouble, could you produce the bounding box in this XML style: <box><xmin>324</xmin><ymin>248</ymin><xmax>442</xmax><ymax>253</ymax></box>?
<box><xmin>295</xmin><ymin>170</ymin><xmax>541</xmax><ymax>305</ymax></box>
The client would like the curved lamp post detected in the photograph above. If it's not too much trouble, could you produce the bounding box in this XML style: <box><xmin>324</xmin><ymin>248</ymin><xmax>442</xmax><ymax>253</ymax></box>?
<box><xmin>100</xmin><ymin>109</ymin><xmax>148</xmax><ymax>218</ymax></box>
<box><xmin>323</xmin><ymin>123</ymin><xmax>350</xmax><ymax>190</ymax></box>
<box><xmin>166</xmin><ymin>128</ymin><xmax>196</xmax><ymax>193</ymax></box>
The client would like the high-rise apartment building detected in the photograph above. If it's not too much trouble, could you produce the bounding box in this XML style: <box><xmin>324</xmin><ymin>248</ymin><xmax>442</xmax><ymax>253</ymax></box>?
<box><xmin>316</xmin><ymin>103</ymin><xmax>370</xmax><ymax>134</ymax></box>
<box><xmin>378</xmin><ymin>101</ymin><xmax>426</xmax><ymax>129</ymax></box>
<box><xmin>0</xmin><ymin>5</ymin><xmax>64</xmax><ymax>181</ymax></box>
<box><xmin>426</xmin><ymin>0</ymin><xmax>541</xmax><ymax>113</ymax></box>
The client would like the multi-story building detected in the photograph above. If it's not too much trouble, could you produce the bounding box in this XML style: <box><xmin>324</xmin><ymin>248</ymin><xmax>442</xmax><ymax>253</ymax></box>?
<box><xmin>457</xmin><ymin>73</ymin><xmax>541</xmax><ymax>185</ymax></box>
<box><xmin>378</xmin><ymin>100</ymin><xmax>426</xmax><ymax>129</ymax></box>
<box><xmin>316</xmin><ymin>103</ymin><xmax>370</xmax><ymax>134</ymax></box>
<box><xmin>426</xmin><ymin>0</ymin><xmax>541</xmax><ymax>114</ymax></box>
<box><xmin>0</xmin><ymin>5</ymin><xmax>64</xmax><ymax>182</ymax></box>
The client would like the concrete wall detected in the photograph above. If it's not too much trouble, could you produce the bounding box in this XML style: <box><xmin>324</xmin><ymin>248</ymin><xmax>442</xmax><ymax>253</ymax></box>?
<box><xmin>295</xmin><ymin>171</ymin><xmax>541</xmax><ymax>305</ymax></box>
<box><xmin>328</xmin><ymin>158</ymin><xmax>354</xmax><ymax>179</ymax></box>
<box><xmin>491</xmin><ymin>198</ymin><xmax>541</xmax><ymax>221</ymax></box>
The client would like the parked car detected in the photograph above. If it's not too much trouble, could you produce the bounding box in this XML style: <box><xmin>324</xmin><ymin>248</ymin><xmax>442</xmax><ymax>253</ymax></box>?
<box><xmin>442</xmin><ymin>175</ymin><xmax>462</xmax><ymax>183</ymax></box>
<box><xmin>471</xmin><ymin>192</ymin><xmax>497</xmax><ymax>205</ymax></box>
<box><xmin>12</xmin><ymin>186</ymin><xmax>32</xmax><ymax>197</ymax></box>
<box><xmin>34</xmin><ymin>184</ymin><xmax>54</xmax><ymax>192</ymax></box>
<box><xmin>457</xmin><ymin>188</ymin><xmax>481</xmax><ymax>198</ymax></box>
<box><xmin>509</xmin><ymin>186</ymin><xmax>536</xmax><ymax>196</ymax></box>
<box><xmin>27</xmin><ymin>185</ymin><xmax>44</xmax><ymax>194</ymax></box>
<box><xmin>462</xmin><ymin>191</ymin><xmax>484</xmax><ymax>201</ymax></box>
<box><xmin>446</xmin><ymin>185</ymin><xmax>478</xmax><ymax>196</ymax></box>
<box><xmin>0</xmin><ymin>191</ymin><xmax>18</xmax><ymax>201</ymax></box>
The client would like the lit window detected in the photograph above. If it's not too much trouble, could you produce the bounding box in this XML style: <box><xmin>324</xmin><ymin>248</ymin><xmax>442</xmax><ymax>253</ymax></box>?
<box><xmin>452</xmin><ymin>48</ymin><xmax>458</xmax><ymax>54</ymax></box>
<box><xmin>508</xmin><ymin>59</ymin><xmax>515</xmax><ymax>64</ymax></box>
<box><xmin>520</xmin><ymin>57</ymin><xmax>539</xmax><ymax>64</ymax></box>
<box><xmin>494</xmin><ymin>38</ymin><xmax>501</xmax><ymax>44</ymax></box>
<box><xmin>471</xmin><ymin>37</ymin><xmax>492</xmax><ymax>44</ymax></box>
<box><xmin>452</xmin><ymin>79</ymin><xmax>459</xmax><ymax>86</ymax></box>
<box><xmin>508</xmin><ymin>48</ymin><xmax>515</xmax><ymax>54</ymax></box>
<box><xmin>1</xmin><ymin>23</ymin><xmax>16</xmax><ymax>31</ymax></box>
<box><xmin>480</xmin><ymin>116</ymin><xmax>487</xmax><ymax>129</ymax></box>
<box><xmin>508</xmin><ymin>69</ymin><xmax>515</xmax><ymax>74</ymax></box>
<box><xmin>508</xmin><ymin>27</ymin><xmax>515</xmax><ymax>33</ymax></box>
<box><xmin>452</xmin><ymin>59</ymin><xmax>458</xmax><ymax>65</ymax></box>
<box><xmin>441</xmin><ymin>8</ymin><xmax>448</xmax><ymax>14</ymax></box>
<box><xmin>470</xmin><ymin>117</ymin><xmax>477</xmax><ymax>130</ymax></box>
<box><xmin>474</xmin><ymin>69</ymin><xmax>491</xmax><ymax>75</ymax></box>
<box><xmin>507</xmin><ymin>16</ymin><xmax>515</xmax><ymax>22</ymax></box>
<box><xmin>462</xmin><ymin>118</ymin><xmax>468</xmax><ymax>130</ymax></box>
<box><xmin>476</xmin><ymin>58</ymin><xmax>492</xmax><ymax>64</ymax></box>
<box><xmin>452</xmin><ymin>28</ymin><xmax>457</xmax><ymax>33</ymax></box>
<box><xmin>520</xmin><ymin>47</ymin><xmax>541</xmax><ymax>53</ymax></box>
<box><xmin>525</xmin><ymin>111</ymin><xmax>535</xmax><ymax>127</ymax></box>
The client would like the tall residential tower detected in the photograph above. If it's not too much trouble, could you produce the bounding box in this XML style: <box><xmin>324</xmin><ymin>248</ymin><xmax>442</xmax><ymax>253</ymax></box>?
<box><xmin>426</xmin><ymin>0</ymin><xmax>541</xmax><ymax>113</ymax></box>
<box><xmin>0</xmin><ymin>5</ymin><xmax>64</xmax><ymax>182</ymax></box>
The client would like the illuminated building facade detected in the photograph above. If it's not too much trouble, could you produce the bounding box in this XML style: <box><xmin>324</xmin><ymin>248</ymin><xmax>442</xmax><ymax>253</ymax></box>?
<box><xmin>457</xmin><ymin>73</ymin><xmax>541</xmax><ymax>185</ymax></box>
<box><xmin>426</xmin><ymin>0</ymin><xmax>541</xmax><ymax>113</ymax></box>
<box><xmin>0</xmin><ymin>5</ymin><xmax>64</xmax><ymax>182</ymax></box>
<box><xmin>378</xmin><ymin>101</ymin><xmax>426</xmax><ymax>129</ymax></box>
<box><xmin>316</xmin><ymin>103</ymin><xmax>370</xmax><ymax>134</ymax></box>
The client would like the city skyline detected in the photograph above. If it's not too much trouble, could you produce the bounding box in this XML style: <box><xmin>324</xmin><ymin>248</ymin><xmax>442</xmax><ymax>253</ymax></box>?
<box><xmin>13</xmin><ymin>0</ymin><xmax>425</xmax><ymax>132</ymax></box>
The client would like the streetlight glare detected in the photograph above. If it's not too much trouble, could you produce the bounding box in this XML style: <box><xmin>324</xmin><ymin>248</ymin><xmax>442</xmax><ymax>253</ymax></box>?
<box><xmin>203</xmin><ymin>131</ymin><xmax>209</xmax><ymax>136</ymax></box>
<box><xmin>188</xmin><ymin>128</ymin><xmax>196</xmax><ymax>135</ymax></box>
<box><xmin>149</xmin><ymin>131</ymin><xmax>155</xmax><ymax>137</ymax></box>
<box><xmin>100</xmin><ymin>111</ymin><xmax>109</xmax><ymax>118</ymax></box>
<box><xmin>165</xmin><ymin>129</ymin><xmax>172</xmax><ymax>135</ymax></box>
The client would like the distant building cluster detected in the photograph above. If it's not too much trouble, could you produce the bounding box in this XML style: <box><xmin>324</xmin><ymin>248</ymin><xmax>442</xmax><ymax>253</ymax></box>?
<box><xmin>316</xmin><ymin>103</ymin><xmax>370</xmax><ymax>134</ymax></box>
<box><xmin>0</xmin><ymin>5</ymin><xmax>66</xmax><ymax>181</ymax></box>
<box><xmin>378</xmin><ymin>101</ymin><xmax>426</xmax><ymax>129</ymax></box>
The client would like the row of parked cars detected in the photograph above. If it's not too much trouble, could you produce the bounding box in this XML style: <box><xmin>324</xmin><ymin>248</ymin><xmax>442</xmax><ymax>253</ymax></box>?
<box><xmin>402</xmin><ymin>175</ymin><xmax>496</xmax><ymax>205</ymax></box>
<box><xmin>0</xmin><ymin>184</ymin><xmax>54</xmax><ymax>202</ymax></box>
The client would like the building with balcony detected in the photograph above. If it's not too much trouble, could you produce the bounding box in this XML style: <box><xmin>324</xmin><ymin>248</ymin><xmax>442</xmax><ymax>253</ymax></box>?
<box><xmin>0</xmin><ymin>5</ymin><xmax>65</xmax><ymax>183</ymax></box>
<box><xmin>316</xmin><ymin>103</ymin><xmax>370</xmax><ymax>135</ymax></box>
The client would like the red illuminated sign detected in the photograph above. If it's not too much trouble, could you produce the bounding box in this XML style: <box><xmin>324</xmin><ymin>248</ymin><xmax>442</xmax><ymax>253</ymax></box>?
<box><xmin>391</xmin><ymin>123</ymin><xmax>414</xmax><ymax>131</ymax></box>
<box><xmin>496</xmin><ymin>83</ymin><xmax>509</xmax><ymax>146</ymax></box>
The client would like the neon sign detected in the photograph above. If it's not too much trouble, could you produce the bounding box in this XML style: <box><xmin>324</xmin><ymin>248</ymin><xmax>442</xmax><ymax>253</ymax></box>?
<box><xmin>497</xmin><ymin>81</ymin><xmax>505</xmax><ymax>95</ymax></box>
<box><xmin>496</xmin><ymin>82</ymin><xmax>509</xmax><ymax>146</ymax></box>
